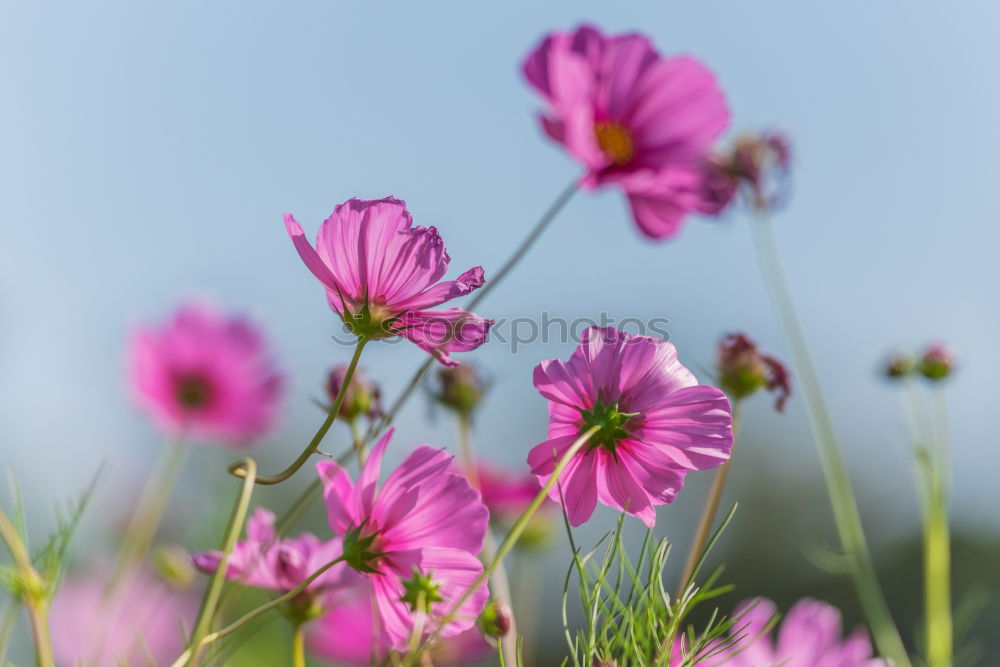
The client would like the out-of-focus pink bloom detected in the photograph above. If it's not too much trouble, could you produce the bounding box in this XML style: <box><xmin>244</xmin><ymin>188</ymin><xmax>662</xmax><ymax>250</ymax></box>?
<box><xmin>701</xmin><ymin>131</ymin><xmax>792</xmax><ymax>214</ymax></box>
<box><xmin>527</xmin><ymin>327</ymin><xmax>733</xmax><ymax>528</ymax></box>
<box><xmin>49</xmin><ymin>568</ymin><xmax>196</xmax><ymax>666</ymax></box>
<box><xmin>466</xmin><ymin>461</ymin><xmax>548</xmax><ymax>522</ymax></box>
<box><xmin>687</xmin><ymin>598</ymin><xmax>887</xmax><ymax>666</ymax></box>
<box><xmin>308</xmin><ymin>588</ymin><xmax>491</xmax><ymax>666</ymax></box>
<box><xmin>285</xmin><ymin>197</ymin><xmax>494</xmax><ymax>367</ymax></box>
<box><xmin>716</xmin><ymin>333</ymin><xmax>791</xmax><ymax>412</ymax></box>
<box><xmin>523</xmin><ymin>25</ymin><xmax>730</xmax><ymax>240</ymax></box>
<box><xmin>192</xmin><ymin>507</ymin><xmax>345</xmax><ymax>598</ymax></box>
<box><xmin>919</xmin><ymin>341</ymin><xmax>956</xmax><ymax>381</ymax></box>
<box><xmin>129</xmin><ymin>303</ymin><xmax>283</xmax><ymax>445</ymax></box>
<box><xmin>326</xmin><ymin>364</ymin><xmax>382</xmax><ymax>422</ymax></box>
<box><xmin>317</xmin><ymin>429</ymin><xmax>490</xmax><ymax>650</ymax></box>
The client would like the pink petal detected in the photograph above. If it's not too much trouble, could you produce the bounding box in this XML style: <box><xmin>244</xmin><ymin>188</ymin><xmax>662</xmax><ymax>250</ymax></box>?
<box><xmin>284</xmin><ymin>214</ymin><xmax>347</xmax><ymax>296</ymax></box>
<box><xmin>396</xmin><ymin>266</ymin><xmax>486</xmax><ymax>311</ymax></box>
<box><xmin>396</xmin><ymin>308</ymin><xmax>494</xmax><ymax>367</ymax></box>
<box><xmin>317</xmin><ymin>460</ymin><xmax>359</xmax><ymax>535</ymax></box>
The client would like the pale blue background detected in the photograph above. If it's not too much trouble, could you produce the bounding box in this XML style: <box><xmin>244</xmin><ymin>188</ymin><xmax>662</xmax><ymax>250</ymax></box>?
<box><xmin>2</xmin><ymin>0</ymin><xmax>998</xmax><ymax>660</ymax></box>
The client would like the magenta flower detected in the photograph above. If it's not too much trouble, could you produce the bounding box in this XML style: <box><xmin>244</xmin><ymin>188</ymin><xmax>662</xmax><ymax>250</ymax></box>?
<box><xmin>192</xmin><ymin>507</ymin><xmax>345</xmax><ymax>599</ymax></box>
<box><xmin>694</xmin><ymin>598</ymin><xmax>887</xmax><ymax>667</ymax></box>
<box><xmin>527</xmin><ymin>327</ymin><xmax>733</xmax><ymax>528</ymax></box>
<box><xmin>317</xmin><ymin>429</ymin><xmax>490</xmax><ymax>649</ymax></box>
<box><xmin>285</xmin><ymin>197</ymin><xmax>494</xmax><ymax>367</ymax></box>
<box><xmin>49</xmin><ymin>568</ymin><xmax>197</xmax><ymax>666</ymax></box>
<box><xmin>307</xmin><ymin>589</ymin><xmax>491</xmax><ymax>666</ymax></box>
<box><xmin>523</xmin><ymin>25</ymin><xmax>730</xmax><ymax>240</ymax></box>
<box><xmin>129</xmin><ymin>303</ymin><xmax>283</xmax><ymax>445</ymax></box>
<box><xmin>464</xmin><ymin>461</ymin><xmax>550</xmax><ymax>523</ymax></box>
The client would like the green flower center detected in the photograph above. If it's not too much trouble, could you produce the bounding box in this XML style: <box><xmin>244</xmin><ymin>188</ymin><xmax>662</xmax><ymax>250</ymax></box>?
<box><xmin>400</xmin><ymin>568</ymin><xmax>445</xmax><ymax>613</ymax></box>
<box><xmin>579</xmin><ymin>397</ymin><xmax>637</xmax><ymax>453</ymax></box>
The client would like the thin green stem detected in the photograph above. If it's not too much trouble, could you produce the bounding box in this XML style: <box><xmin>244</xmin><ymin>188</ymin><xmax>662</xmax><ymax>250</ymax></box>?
<box><xmin>110</xmin><ymin>439</ymin><xmax>189</xmax><ymax>587</ymax></box>
<box><xmin>292</xmin><ymin>624</ymin><xmax>306</xmax><ymax>667</ymax></box>
<box><xmin>924</xmin><ymin>388</ymin><xmax>952</xmax><ymax>667</ymax></box>
<box><xmin>232</xmin><ymin>339</ymin><xmax>367</xmax><ymax>486</ymax></box>
<box><xmin>350</xmin><ymin>418</ymin><xmax>367</xmax><ymax>465</ymax></box>
<box><xmin>0</xmin><ymin>511</ymin><xmax>53</xmax><ymax>667</ymax></box>
<box><xmin>416</xmin><ymin>425</ymin><xmax>601</xmax><ymax>663</ymax></box>
<box><xmin>170</xmin><ymin>556</ymin><xmax>344</xmax><ymax>667</ymax></box>
<box><xmin>676</xmin><ymin>405</ymin><xmax>740</xmax><ymax>598</ymax></box>
<box><xmin>750</xmin><ymin>214</ymin><xmax>910</xmax><ymax>666</ymax></box>
<box><xmin>185</xmin><ymin>458</ymin><xmax>258</xmax><ymax>666</ymax></box>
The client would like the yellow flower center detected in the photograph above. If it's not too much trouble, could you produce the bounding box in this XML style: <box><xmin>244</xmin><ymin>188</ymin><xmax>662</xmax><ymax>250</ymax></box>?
<box><xmin>594</xmin><ymin>122</ymin><xmax>635</xmax><ymax>166</ymax></box>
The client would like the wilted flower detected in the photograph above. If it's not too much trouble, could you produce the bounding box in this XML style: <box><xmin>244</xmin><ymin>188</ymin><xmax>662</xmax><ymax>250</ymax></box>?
<box><xmin>523</xmin><ymin>25</ymin><xmax>730</xmax><ymax>240</ymax></box>
<box><xmin>716</xmin><ymin>333</ymin><xmax>791</xmax><ymax>412</ymax></box>
<box><xmin>317</xmin><ymin>429</ymin><xmax>490</xmax><ymax>649</ymax></box>
<box><xmin>702</xmin><ymin>131</ymin><xmax>792</xmax><ymax>214</ymax></box>
<box><xmin>527</xmin><ymin>327</ymin><xmax>733</xmax><ymax>528</ymax></box>
<box><xmin>49</xmin><ymin>568</ymin><xmax>197</xmax><ymax>666</ymax></box>
<box><xmin>192</xmin><ymin>507</ymin><xmax>345</xmax><ymax>620</ymax></box>
<box><xmin>430</xmin><ymin>363</ymin><xmax>487</xmax><ymax>419</ymax></box>
<box><xmin>326</xmin><ymin>364</ymin><xmax>382</xmax><ymax>423</ymax></box>
<box><xmin>285</xmin><ymin>197</ymin><xmax>494</xmax><ymax>366</ymax></box>
<box><xmin>128</xmin><ymin>303</ymin><xmax>283</xmax><ymax>445</ymax></box>
<box><xmin>692</xmin><ymin>597</ymin><xmax>887</xmax><ymax>666</ymax></box>
<box><xmin>919</xmin><ymin>342</ymin><xmax>956</xmax><ymax>381</ymax></box>
<box><xmin>308</xmin><ymin>589</ymin><xmax>491</xmax><ymax>665</ymax></box>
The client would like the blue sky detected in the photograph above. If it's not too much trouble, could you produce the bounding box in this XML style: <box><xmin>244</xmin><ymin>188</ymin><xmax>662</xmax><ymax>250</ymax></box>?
<box><xmin>2</xmin><ymin>0</ymin><xmax>998</xmax><ymax>563</ymax></box>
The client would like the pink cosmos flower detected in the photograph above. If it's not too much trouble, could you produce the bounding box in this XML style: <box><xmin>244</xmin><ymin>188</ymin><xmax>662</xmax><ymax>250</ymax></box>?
<box><xmin>307</xmin><ymin>589</ymin><xmax>491</xmax><ymax>666</ymax></box>
<box><xmin>317</xmin><ymin>429</ymin><xmax>490</xmax><ymax>650</ymax></box>
<box><xmin>285</xmin><ymin>197</ymin><xmax>494</xmax><ymax>367</ymax></box>
<box><xmin>527</xmin><ymin>326</ymin><xmax>733</xmax><ymax>528</ymax></box>
<box><xmin>129</xmin><ymin>303</ymin><xmax>283</xmax><ymax>445</ymax></box>
<box><xmin>688</xmin><ymin>598</ymin><xmax>887</xmax><ymax>667</ymax></box>
<box><xmin>523</xmin><ymin>25</ymin><xmax>730</xmax><ymax>240</ymax></box>
<box><xmin>49</xmin><ymin>568</ymin><xmax>197</xmax><ymax>666</ymax></box>
<box><xmin>192</xmin><ymin>507</ymin><xmax>345</xmax><ymax>598</ymax></box>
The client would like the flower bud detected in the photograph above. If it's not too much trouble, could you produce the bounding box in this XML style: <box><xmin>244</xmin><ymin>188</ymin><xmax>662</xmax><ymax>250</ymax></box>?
<box><xmin>706</xmin><ymin>131</ymin><xmax>792</xmax><ymax>214</ymax></box>
<box><xmin>325</xmin><ymin>365</ymin><xmax>381</xmax><ymax>422</ymax></box>
<box><xmin>153</xmin><ymin>544</ymin><xmax>196</xmax><ymax>590</ymax></box>
<box><xmin>716</xmin><ymin>333</ymin><xmax>791</xmax><ymax>412</ymax></box>
<box><xmin>919</xmin><ymin>342</ymin><xmax>956</xmax><ymax>381</ymax></box>
<box><xmin>430</xmin><ymin>364</ymin><xmax>486</xmax><ymax>419</ymax></box>
<box><xmin>882</xmin><ymin>351</ymin><xmax>915</xmax><ymax>379</ymax></box>
<box><xmin>477</xmin><ymin>600</ymin><xmax>512</xmax><ymax>637</ymax></box>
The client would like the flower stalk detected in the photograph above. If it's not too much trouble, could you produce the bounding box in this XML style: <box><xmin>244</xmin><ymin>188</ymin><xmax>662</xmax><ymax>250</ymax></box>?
<box><xmin>920</xmin><ymin>386</ymin><xmax>952</xmax><ymax>667</ymax></box>
<box><xmin>230</xmin><ymin>339</ymin><xmax>367</xmax><ymax>486</ymax></box>
<box><xmin>0</xmin><ymin>510</ymin><xmax>54</xmax><ymax>667</ymax></box>
<box><xmin>750</xmin><ymin>213</ymin><xmax>910</xmax><ymax>666</ymax></box>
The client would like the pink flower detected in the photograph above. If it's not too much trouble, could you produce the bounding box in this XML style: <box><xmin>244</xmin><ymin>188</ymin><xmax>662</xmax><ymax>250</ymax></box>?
<box><xmin>285</xmin><ymin>197</ymin><xmax>494</xmax><ymax>367</ymax></box>
<box><xmin>527</xmin><ymin>327</ymin><xmax>733</xmax><ymax>528</ymax></box>
<box><xmin>691</xmin><ymin>598</ymin><xmax>887</xmax><ymax>667</ymax></box>
<box><xmin>129</xmin><ymin>303</ymin><xmax>283</xmax><ymax>445</ymax></box>
<box><xmin>49</xmin><ymin>568</ymin><xmax>197</xmax><ymax>666</ymax></box>
<box><xmin>465</xmin><ymin>461</ymin><xmax>549</xmax><ymax>523</ymax></box>
<box><xmin>523</xmin><ymin>25</ymin><xmax>730</xmax><ymax>240</ymax></box>
<box><xmin>192</xmin><ymin>507</ymin><xmax>345</xmax><ymax>598</ymax></box>
<box><xmin>307</xmin><ymin>589</ymin><xmax>491</xmax><ymax>666</ymax></box>
<box><xmin>317</xmin><ymin>429</ymin><xmax>490</xmax><ymax>650</ymax></box>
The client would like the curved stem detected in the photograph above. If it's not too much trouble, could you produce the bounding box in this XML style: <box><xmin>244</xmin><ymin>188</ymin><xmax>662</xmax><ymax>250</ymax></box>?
<box><xmin>232</xmin><ymin>339</ymin><xmax>367</xmax><ymax>486</ymax></box>
<box><xmin>750</xmin><ymin>214</ymin><xmax>910</xmax><ymax>666</ymax></box>
<box><xmin>185</xmin><ymin>458</ymin><xmax>258</xmax><ymax>666</ymax></box>
<box><xmin>416</xmin><ymin>425</ymin><xmax>600</xmax><ymax>662</ymax></box>
<box><xmin>676</xmin><ymin>405</ymin><xmax>740</xmax><ymax>596</ymax></box>
<box><xmin>110</xmin><ymin>439</ymin><xmax>189</xmax><ymax>587</ymax></box>
<box><xmin>170</xmin><ymin>556</ymin><xmax>344</xmax><ymax>667</ymax></box>
<box><xmin>292</xmin><ymin>624</ymin><xmax>306</xmax><ymax>667</ymax></box>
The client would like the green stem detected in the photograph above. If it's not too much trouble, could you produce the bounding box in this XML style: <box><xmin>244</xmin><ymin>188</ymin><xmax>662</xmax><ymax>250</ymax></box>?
<box><xmin>676</xmin><ymin>404</ymin><xmax>740</xmax><ymax>597</ymax></box>
<box><xmin>0</xmin><ymin>511</ymin><xmax>53</xmax><ymax>667</ymax></box>
<box><xmin>924</xmin><ymin>388</ymin><xmax>952</xmax><ymax>667</ymax></box>
<box><xmin>231</xmin><ymin>339</ymin><xmax>367</xmax><ymax>486</ymax></box>
<box><xmin>416</xmin><ymin>425</ymin><xmax>601</xmax><ymax>662</ymax></box>
<box><xmin>750</xmin><ymin>214</ymin><xmax>910</xmax><ymax>666</ymax></box>
<box><xmin>350</xmin><ymin>418</ymin><xmax>367</xmax><ymax>465</ymax></box>
<box><xmin>170</xmin><ymin>556</ymin><xmax>344</xmax><ymax>667</ymax></box>
<box><xmin>292</xmin><ymin>624</ymin><xmax>306</xmax><ymax>667</ymax></box>
<box><xmin>110</xmin><ymin>439</ymin><xmax>189</xmax><ymax>587</ymax></box>
<box><xmin>185</xmin><ymin>458</ymin><xmax>258</xmax><ymax>666</ymax></box>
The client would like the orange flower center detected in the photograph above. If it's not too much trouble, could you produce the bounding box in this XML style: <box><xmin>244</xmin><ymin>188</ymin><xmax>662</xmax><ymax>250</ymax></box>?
<box><xmin>594</xmin><ymin>122</ymin><xmax>635</xmax><ymax>166</ymax></box>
